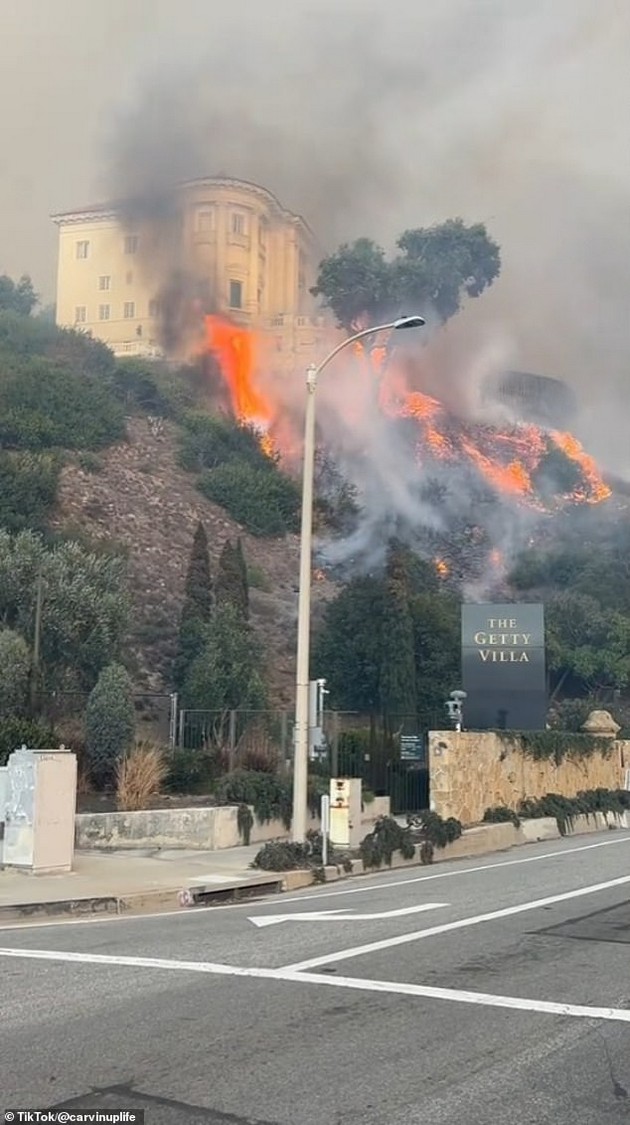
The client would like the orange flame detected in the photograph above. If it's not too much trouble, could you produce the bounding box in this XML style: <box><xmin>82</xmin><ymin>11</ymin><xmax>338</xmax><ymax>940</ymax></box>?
<box><xmin>550</xmin><ymin>430</ymin><xmax>612</xmax><ymax>503</ymax></box>
<box><xmin>200</xmin><ymin>316</ymin><xmax>611</xmax><ymax>513</ymax></box>
<box><xmin>435</xmin><ymin>558</ymin><xmax>450</xmax><ymax>578</ymax></box>
<box><xmin>204</xmin><ymin>315</ymin><xmax>272</xmax><ymax>427</ymax></box>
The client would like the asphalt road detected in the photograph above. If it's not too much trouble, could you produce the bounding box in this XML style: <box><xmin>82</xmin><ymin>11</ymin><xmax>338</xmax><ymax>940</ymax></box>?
<box><xmin>2</xmin><ymin>830</ymin><xmax>630</xmax><ymax>1124</ymax></box>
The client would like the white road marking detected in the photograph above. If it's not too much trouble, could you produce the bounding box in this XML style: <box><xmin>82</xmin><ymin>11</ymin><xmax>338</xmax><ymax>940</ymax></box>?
<box><xmin>0</xmin><ymin>946</ymin><xmax>629</xmax><ymax>1025</ymax></box>
<box><xmin>280</xmin><ymin>873</ymin><xmax>630</xmax><ymax>972</ymax></box>
<box><xmin>250</xmin><ymin>903</ymin><xmax>449</xmax><ymax>927</ymax></box>
<box><xmin>0</xmin><ymin>833</ymin><xmax>628</xmax><ymax>932</ymax></box>
<box><xmin>288</xmin><ymin>971</ymin><xmax>630</xmax><ymax>1024</ymax></box>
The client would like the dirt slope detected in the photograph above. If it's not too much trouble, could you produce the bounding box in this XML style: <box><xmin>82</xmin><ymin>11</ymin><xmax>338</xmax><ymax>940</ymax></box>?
<box><xmin>50</xmin><ymin>416</ymin><xmax>337</xmax><ymax>705</ymax></box>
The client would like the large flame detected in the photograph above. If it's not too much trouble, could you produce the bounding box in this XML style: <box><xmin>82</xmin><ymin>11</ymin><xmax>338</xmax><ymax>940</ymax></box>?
<box><xmin>203</xmin><ymin>315</ymin><xmax>273</xmax><ymax>428</ymax></box>
<box><xmin>201</xmin><ymin>315</ymin><xmax>611</xmax><ymax>511</ymax></box>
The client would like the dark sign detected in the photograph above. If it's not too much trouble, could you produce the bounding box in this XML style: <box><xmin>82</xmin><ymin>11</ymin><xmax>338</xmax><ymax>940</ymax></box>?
<box><xmin>461</xmin><ymin>603</ymin><xmax>546</xmax><ymax>731</ymax></box>
<box><xmin>400</xmin><ymin>735</ymin><xmax>425</xmax><ymax>762</ymax></box>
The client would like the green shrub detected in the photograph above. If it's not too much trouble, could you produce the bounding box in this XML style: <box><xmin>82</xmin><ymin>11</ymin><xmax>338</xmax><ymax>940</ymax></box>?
<box><xmin>252</xmin><ymin>840</ymin><xmax>312</xmax><ymax>872</ymax></box>
<box><xmin>547</xmin><ymin>697</ymin><xmax>599</xmax><ymax>733</ymax></box>
<box><xmin>252</xmin><ymin>830</ymin><xmax>334</xmax><ymax>872</ymax></box>
<box><xmin>483</xmin><ymin>806</ymin><xmax>521</xmax><ymax>828</ymax></box>
<box><xmin>164</xmin><ymin>748</ymin><xmax>218</xmax><ymax>794</ymax></box>
<box><xmin>110</xmin><ymin>360</ymin><xmax>198</xmax><ymax>419</ymax></box>
<box><xmin>198</xmin><ymin>462</ymin><xmax>300</xmax><ymax>536</ymax></box>
<box><xmin>496</xmin><ymin>729</ymin><xmax>612</xmax><ymax>766</ymax></box>
<box><xmin>360</xmin><ymin>815</ymin><xmax>416</xmax><ymax>869</ymax></box>
<box><xmin>518</xmin><ymin>788</ymin><xmax>630</xmax><ymax>835</ymax></box>
<box><xmin>0</xmin><ymin>356</ymin><xmax>125</xmax><ymax>450</ymax></box>
<box><xmin>246</xmin><ymin>562</ymin><xmax>271</xmax><ymax>591</ymax></box>
<box><xmin>408</xmin><ymin>810</ymin><xmax>463</xmax><ymax>849</ymax></box>
<box><xmin>178</xmin><ymin>411</ymin><xmax>272</xmax><ymax>474</ymax></box>
<box><xmin>214</xmin><ymin>769</ymin><xmax>293</xmax><ymax>828</ymax></box>
<box><xmin>76</xmin><ymin>452</ymin><xmax>104</xmax><ymax>474</ymax></box>
<box><xmin>85</xmin><ymin>663</ymin><xmax>135</xmax><ymax>787</ymax></box>
<box><xmin>336</xmin><ymin>729</ymin><xmax>373</xmax><ymax>774</ymax></box>
<box><xmin>0</xmin><ymin>451</ymin><xmax>61</xmax><ymax>530</ymax></box>
<box><xmin>0</xmin><ymin>311</ymin><xmax>115</xmax><ymax>378</ymax></box>
<box><xmin>0</xmin><ymin>716</ymin><xmax>56</xmax><ymax>767</ymax></box>
<box><xmin>0</xmin><ymin>629</ymin><xmax>30</xmax><ymax>717</ymax></box>
<box><xmin>0</xmin><ymin>530</ymin><xmax>129</xmax><ymax>694</ymax></box>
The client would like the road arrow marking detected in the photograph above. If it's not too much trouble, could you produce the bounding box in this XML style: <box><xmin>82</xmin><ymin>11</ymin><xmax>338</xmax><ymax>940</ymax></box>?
<box><xmin>249</xmin><ymin>903</ymin><xmax>449</xmax><ymax>927</ymax></box>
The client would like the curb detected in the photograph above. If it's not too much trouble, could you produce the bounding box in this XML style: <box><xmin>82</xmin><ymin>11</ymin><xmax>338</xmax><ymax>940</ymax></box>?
<box><xmin>0</xmin><ymin>876</ymin><xmax>283</xmax><ymax>925</ymax></box>
<box><xmin>1</xmin><ymin>813</ymin><xmax>626</xmax><ymax>924</ymax></box>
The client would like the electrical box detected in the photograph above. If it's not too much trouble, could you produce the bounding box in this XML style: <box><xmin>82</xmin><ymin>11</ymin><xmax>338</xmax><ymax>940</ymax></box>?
<box><xmin>329</xmin><ymin>777</ymin><xmax>363</xmax><ymax>848</ymax></box>
<box><xmin>3</xmin><ymin>747</ymin><xmax>77</xmax><ymax>873</ymax></box>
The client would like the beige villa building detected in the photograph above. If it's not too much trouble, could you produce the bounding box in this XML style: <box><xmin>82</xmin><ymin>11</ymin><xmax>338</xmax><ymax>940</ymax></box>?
<box><xmin>52</xmin><ymin>177</ymin><xmax>331</xmax><ymax>368</ymax></box>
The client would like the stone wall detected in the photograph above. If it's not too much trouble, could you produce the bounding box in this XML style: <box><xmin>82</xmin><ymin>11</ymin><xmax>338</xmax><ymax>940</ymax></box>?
<box><xmin>74</xmin><ymin>795</ymin><xmax>391</xmax><ymax>851</ymax></box>
<box><xmin>429</xmin><ymin>730</ymin><xmax>628</xmax><ymax>825</ymax></box>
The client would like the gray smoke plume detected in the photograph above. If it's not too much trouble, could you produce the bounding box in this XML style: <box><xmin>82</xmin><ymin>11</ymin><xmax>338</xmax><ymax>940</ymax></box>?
<box><xmin>102</xmin><ymin>0</ymin><xmax>630</xmax><ymax>464</ymax></box>
<box><xmin>101</xmin><ymin>0</ymin><xmax>630</xmax><ymax>581</ymax></box>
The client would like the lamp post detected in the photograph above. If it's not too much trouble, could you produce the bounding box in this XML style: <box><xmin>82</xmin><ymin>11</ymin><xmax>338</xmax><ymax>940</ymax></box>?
<box><xmin>291</xmin><ymin>314</ymin><xmax>426</xmax><ymax>842</ymax></box>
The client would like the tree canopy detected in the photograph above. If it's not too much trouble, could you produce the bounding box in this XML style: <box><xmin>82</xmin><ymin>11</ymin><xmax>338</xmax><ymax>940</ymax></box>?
<box><xmin>0</xmin><ymin>529</ymin><xmax>129</xmax><ymax>694</ymax></box>
<box><xmin>174</xmin><ymin>521</ymin><xmax>213</xmax><ymax>690</ymax></box>
<box><xmin>182</xmin><ymin>603</ymin><xmax>266</xmax><ymax>715</ymax></box>
<box><xmin>312</xmin><ymin>219</ymin><xmax>501</xmax><ymax>331</ymax></box>
<box><xmin>216</xmin><ymin>538</ymin><xmax>249</xmax><ymax>619</ymax></box>
<box><xmin>313</xmin><ymin>543</ymin><xmax>459</xmax><ymax>724</ymax></box>
<box><xmin>86</xmin><ymin>663</ymin><xmax>135</xmax><ymax>786</ymax></box>
<box><xmin>0</xmin><ymin>274</ymin><xmax>38</xmax><ymax>317</ymax></box>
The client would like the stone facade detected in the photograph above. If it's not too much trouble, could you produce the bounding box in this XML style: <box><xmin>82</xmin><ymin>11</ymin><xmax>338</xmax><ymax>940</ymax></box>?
<box><xmin>52</xmin><ymin>176</ymin><xmax>324</xmax><ymax>361</ymax></box>
<box><xmin>429</xmin><ymin>728</ymin><xmax>628</xmax><ymax>826</ymax></box>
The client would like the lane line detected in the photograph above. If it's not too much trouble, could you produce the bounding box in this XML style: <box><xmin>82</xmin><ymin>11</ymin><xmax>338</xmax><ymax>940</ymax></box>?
<box><xmin>280</xmin><ymin>873</ymin><xmax>630</xmax><ymax>972</ymax></box>
<box><xmin>1</xmin><ymin>833</ymin><xmax>629</xmax><ymax>933</ymax></box>
<box><xmin>288</xmin><ymin>971</ymin><xmax>630</xmax><ymax>1025</ymax></box>
<box><xmin>1</xmin><ymin>946</ymin><xmax>629</xmax><ymax>1025</ymax></box>
<box><xmin>0</xmin><ymin>946</ymin><xmax>274</xmax><ymax>977</ymax></box>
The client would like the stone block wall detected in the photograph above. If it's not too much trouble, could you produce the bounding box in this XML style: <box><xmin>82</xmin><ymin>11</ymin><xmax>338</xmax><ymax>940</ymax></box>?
<box><xmin>429</xmin><ymin>730</ymin><xmax>627</xmax><ymax>826</ymax></box>
<box><xmin>74</xmin><ymin>794</ymin><xmax>391</xmax><ymax>851</ymax></box>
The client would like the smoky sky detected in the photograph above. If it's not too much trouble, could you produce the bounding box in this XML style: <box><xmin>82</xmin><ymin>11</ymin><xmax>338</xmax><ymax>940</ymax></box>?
<box><xmin>1</xmin><ymin>0</ymin><xmax>629</xmax><ymax>470</ymax></box>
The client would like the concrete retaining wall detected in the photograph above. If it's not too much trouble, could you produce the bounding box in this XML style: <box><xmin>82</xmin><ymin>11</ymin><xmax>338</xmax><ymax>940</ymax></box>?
<box><xmin>75</xmin><ymin>795</ymin><xmax>391</xmax><ymax>851</ymax></box>
<box><xmin>429</xmin><ymin>730</ymin><xmax>627</xmax><ymax>825</ymax></box>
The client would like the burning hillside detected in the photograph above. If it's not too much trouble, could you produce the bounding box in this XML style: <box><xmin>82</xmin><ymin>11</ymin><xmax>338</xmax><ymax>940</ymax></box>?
<box><xmin>200</xmin><ymin>314</ymin><xmax>612</xmax><ymax>584</ymax></box>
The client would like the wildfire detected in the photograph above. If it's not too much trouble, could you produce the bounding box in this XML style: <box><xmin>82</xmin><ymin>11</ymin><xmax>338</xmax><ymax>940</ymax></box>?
<box><xmin>200</xmin><ymin>314</ymin><xmax>612</xmax><ymax>518</ymax></box>
<box><xmin>550</xmin><ymin>430</ymin><xmax>612</xmax><ymax>503</ymax></box>
<box><xmin>435</xmin><ymin>558</ymin><xmax>450</xmax><ymax>579</ymax></box>
<box><xmin>204</xmin><ymin>316</ymin><xmax>273</xmax><ymax>428</ymax></box>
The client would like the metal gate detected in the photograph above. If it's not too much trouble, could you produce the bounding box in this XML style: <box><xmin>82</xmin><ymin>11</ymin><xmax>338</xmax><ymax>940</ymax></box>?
<box><xmin>321</xmin><ymin>716</ymin><xmax>430</xmax><ymax>815</ymax></box>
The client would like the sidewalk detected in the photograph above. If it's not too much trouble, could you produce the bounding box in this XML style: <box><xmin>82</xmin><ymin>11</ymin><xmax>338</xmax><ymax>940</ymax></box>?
<box><xmin>0</xmin><ymin>843</ymin><xmax>273</xmax><ymax>922</ymax></box>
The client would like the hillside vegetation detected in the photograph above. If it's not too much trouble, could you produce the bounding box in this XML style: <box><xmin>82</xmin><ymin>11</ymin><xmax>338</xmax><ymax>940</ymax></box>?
<box><xmin>1</xmin><ymin>273</ymin><xmax>629</xmax><ymax>787</ymax></box>
<box><xmin>0</xmin><ymin>299</ymin><xmax>336</xmax><ymax>758</ymax></box>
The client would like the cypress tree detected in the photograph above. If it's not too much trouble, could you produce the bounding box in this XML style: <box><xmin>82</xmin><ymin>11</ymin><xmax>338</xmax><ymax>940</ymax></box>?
<box><xmin>235</xmin><ymin>538</ymin><xmax>250</xmax><ymax>620</ymax></box>
<box><xmin>216</xmin><ymin>538</ymin><xmax>249</xmax><ymax>619</ymax></box>
<box><xmin>174</xmin><ymin>521</ymin><xmax>213</xmax><ymax>690</ymax></box>
<box><xmin>181</xmin><ymin>521</ymin><xmax>213</xmax><ymax>623</ymax></box>
<box><xmin>379</xmin><ymin>539</ymin><xmax>417</xmax><ymax>732</ymax></box>
<box><xmin>85</xmin><ymin>662</ymin><xmax>135</xmax><ymax>787</ymax></box>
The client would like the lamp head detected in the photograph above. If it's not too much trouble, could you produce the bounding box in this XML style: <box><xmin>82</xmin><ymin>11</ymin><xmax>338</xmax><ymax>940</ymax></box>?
<box><xmin>393</xmin><ymin>314</ymin><xmax>426</xmax><ymax>330</ymax></box>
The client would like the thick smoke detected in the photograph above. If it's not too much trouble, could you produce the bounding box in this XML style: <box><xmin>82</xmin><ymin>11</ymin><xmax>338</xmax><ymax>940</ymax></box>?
<box><xmin>102</xmin><ymin>0</ymin><xmax>630</xmax><ymax>580</ymax></box>
<box><xmin>103</xmin><ymin>0</ymin><xmax>630</xmax><ymax>466</ymax></box>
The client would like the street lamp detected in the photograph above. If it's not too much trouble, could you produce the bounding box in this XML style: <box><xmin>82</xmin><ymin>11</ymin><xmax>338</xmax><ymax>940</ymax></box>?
<box><xmin>291</xmin><ymin>314</ymin><xmax>426</xmax><ymax>842</ymax></box>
